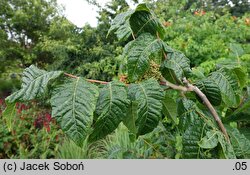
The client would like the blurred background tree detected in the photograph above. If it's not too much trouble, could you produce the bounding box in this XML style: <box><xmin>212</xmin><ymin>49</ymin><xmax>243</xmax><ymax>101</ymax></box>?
<box><xmin>0</xmin><ymin>0</ymin><xmax>249</xmax><ymax>94</ymax></box>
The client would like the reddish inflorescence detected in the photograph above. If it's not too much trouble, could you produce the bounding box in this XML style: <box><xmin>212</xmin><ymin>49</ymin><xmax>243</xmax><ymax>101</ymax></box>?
<box><xmin>33</xmin><ymin>112</ymin><xmax>52</xmax><ymax>132</ymax></box>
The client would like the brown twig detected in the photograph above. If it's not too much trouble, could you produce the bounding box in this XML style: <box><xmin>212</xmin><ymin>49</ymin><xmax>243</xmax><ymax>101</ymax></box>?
<box><xmin>64</xmin><ymin>73</ymin><xmax>108</xmax><ymax>84</ymax></box>
<box><xmin>163</xmin><ymin>51</ymin><xmax>167</xmax><ymax>60</ymax></box>
<box><xmin>87</xmin><ymin>79</ymin><xmax>108</xmax><ymax>85</ymax></box>
<box><xmin>64</xmin><ymin>73</ymin><xmax>78</xmax><ymax>79</ymax></box>
<box><xmin>132</xmin><ymin>32</ymin><xmax>136</xmax><ymax>40</ymax></box>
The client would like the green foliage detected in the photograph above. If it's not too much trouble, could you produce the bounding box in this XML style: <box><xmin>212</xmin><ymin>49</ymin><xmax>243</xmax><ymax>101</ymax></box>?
<box><xmin>6</xmin><ymin>65</ymin><xmax>63</xmax><ymax>103</ymax></box>
<box><xmin>177</xmin><ymin>99</ymin><xmax>200</xmax><ymax>132</ymax></box>
<box><xmin>108</xmin><ymin>3</ymin><xmax>165</xmax><ymax>40</ymax></box>
<box><xmin>198</xmin><ymin>130</ymin><xmax>236</xmax><ymax>159</ymax></box>
<box><xmin>123</xmin><ymin>33</ymin><xmax>163</xmax><ymax>82</ymax></box>
<box><xmin>51</xmin><ymin>78</ymin><xmax>99</xmax><ymax>146</ymax></box>
<box><xmin>182</xmin><ymin>120</ymin><xmax>205</xmax><ymax>158</ymax></box>
<box><xmin>209</xmin><ymin>67</ymin><xmax>241</xmax><ymax>107</ymax></box>
<box><xmin>57</xmin><ymin>139</ymin><xmax>90</xmax><ymax>159</ymax></box>
<box><xmin>2</xmin><ymin>2</ymin><xmax>250</xmax><ymax>159</ymax></box>
<box><xmin>0</xmin><ymin>0</ymin><xmax>60</xmax><ymax>72</ymax></box>
<box><xmin>108</xmin><ymin>10</ymin><xmax>134</xmax><ymax>41</ymax></box>
<box><xmin>217</xmin><ymin>131</ymin><xmax>236</xmax><ymax>159</ymax></box>
<box><xmin>0</xmin><ymin>101</ymin><xmax>63</xmax><ymax>158</ymax></box>
<box><xmin>224</xmin><ymin>99</ymin><xmax>250</xmax><ymax>123</ymax></box>
<box><xmin>161</xmin><ymin>51</ymin><xmax>192</xmax><ymax>83</ymax></box>
<box><xmin>226</xmin><ymin>126</ymin><xmax>250</xmax><ymax>158</ymax></box>
<box><xmin>128</xmin><ymin>78</ymin><xmax>164</xmax><ymax>136</ymax></box>
<box><xmin>162</xmin><ymin>93</ymin><xmax>178</xmax><ymax>124</ymax></box>
<box><xmin>123</xmin><ymin>101</ymin><xmax>138</xmax><ymax>135</ymax></box>
<box><xmin>129</xmin><ymin>3</ymin><xmax>165</xmax><ymax>39</ymax></box>
<box><xmin>57</xmin><ymin>138</ymin><xmax>106</xmax><ymax>159</ymax></box>
<box><xmin>159</xmin><ymin>11</ymin><xmax>250</xmax><ymax>66</ymax></box>
<box><xmin>2</xmin><ymin>102</ymin><xmax>16</xmax><ymax>131</ymax></box>
<box><xmin>199</xmin><ymin>130</ymin><xmax>219</xmax><ymax>149</ymax></box>
<box><xmin>89</xmin><ymin>82</ymin><xmax>129</xmax><ymax>142</ymax></box>
<box><xmin>151</xmin><ymin>0</ymin><xmax>250</xmax><ymax>17</ymax></box>
<box><xmin>104</xmin><ymin>123</ymin><xmax>177</xmax><ymax>159</ymax></box>
<box><xmin>195</xmin><ymin>78</ymin><xmax>222</xmax><ymax>106</ymax></box>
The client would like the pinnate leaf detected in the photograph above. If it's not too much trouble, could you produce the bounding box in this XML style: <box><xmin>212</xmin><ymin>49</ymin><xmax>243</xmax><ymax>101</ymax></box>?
<box><xmin>199</xmin><ymin>130</ymin><xmax>219</xmax><ymax>149</ymax></box>
<box><xmin>177</xmin><ymin>98</ymin><xmax>200</xmax><ymax>132</ymax></box>
<box><xmin>195</xmin><ymin>78</ymin><xmax>222</xmax><ymax>106</ymax></box>
<box><xmin>108</xmin><ymin>3</ymin><xmax>165</xmax><ymax>40</ymax></box>
<box><xmin>182</xmin><ymin>120</ymin><xmax>206</xmax><ymax>158</ymax></box>
<box><xmin>128</xmin><ymin>78</ymin><xmax>164</xmax><ymax>135</ymax></box>
<box><xmin>217</xmin><ymin>132</ymin><xmax>236</xmax><ymax>159</ymax></box>
<box><xmin>89</xmin><ymin>82</ymin><xmax>129</xmax><ymax>142</ymax></box>
<box><xmin>162</xmin><ymin>93</ymin><xmax>178</xmax><ymax>124</ymax></box>
<box><xmin>161</xmin><ymin>51</ymin><xmax>191</xmax><ymax>83</ymax></box>
<box><xmin>124</xmin><ymin>33</ymin><xmax>163</xmax><ymax>82</ymax></box>
<box><xmin>6</xmin><ymin>65</ymin><xmax>62</xmax><ymax>103</ymax></box>
<box><xmin>51</xmin><ymin>78</ymin><xmax>99</xmax><ymax>146</ymax></box>
<box><xmin>107</xmin><ymin>10</ymin><xmax>134</xmax><ymax>41</ymax></box>
<box><xmin>130</xmin><ymin>3</ymin><xmax>165</xmax><ymax>38</ymax></box>
<box><xmin>209</xmin><ymin>67</ymin><xmax>240</xmax><ymax>107</ymax></box>
<box><xmin>2</xmin><ymin>102</ymin><xmax>16</xmax><ymax>131</ymax></box>
<box><xmin>226</xmin><ymin>126</ymin><xmax>250</xmax><ymax>158</ymax></box>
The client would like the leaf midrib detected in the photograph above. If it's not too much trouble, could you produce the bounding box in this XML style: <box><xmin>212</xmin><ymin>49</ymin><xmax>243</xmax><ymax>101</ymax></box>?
<box><xmin>72</xmin><ymin>77</ymin><xmax>80</xmax><ymax>134</ymax></box>
<box><xmin>130</xmin><ymin>39</ymin><xmax>159</xmax><ymax>80</ymax></box>
<box><xmin>138</xmin><ymin>83</ymin><xmax>149</xmax><ymax>129</ymax></box>
<box><xmin>211</xmin><ymin>70</ymin><xmax>237</xmax><ymax>103</ymax></box>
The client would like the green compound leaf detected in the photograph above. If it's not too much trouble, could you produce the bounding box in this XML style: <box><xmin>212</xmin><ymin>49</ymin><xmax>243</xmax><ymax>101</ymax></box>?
<box><xmin>128</xmin><ymin>78</ymin><xmax>164</xmax><ymax>136</ymax></box>
<box><xmin>6</xmin><ymin>65</ymin><xmax>63</xmax><ymax>103</ymax></box>
<box><xmin>123</xmin><ymin>33</ymin><xmax>163</xmax><ymax>82</ymax></box>
<box><xmin>182</xmin><ymin>120</ymin><xmax>207</xmax><ymax>158</ymax></box>
<box><xmin>209</xmin><ymin>67</ymin><xmax>240</xmax><ymax>107</ymax></box>
<box><xmin>177</xmin><ymin>98</ymin><xmax>200</xmax><ymax>132</ymax></box>
<box><xmin>199</xmin><ymin>129</ymin><xmax>237</xmax><ymax>159</ymax></box>
<box><xmin>89</xmin><ymin>82</ymin><xmax>129</xmax><ymax>142</ymax></box>
<box><xmin>51</xmin><ymin>78</ymin><xmax>99</xmax><ymax>146</ymax></box>
<box><xmin>123</xmin><ymin>101</ymin><xmax>138</xmax><ymax>135</ymax></box>
<box><xmin>162</xmin><ymin>93</ymin><xmax>178</xmax><ymax>124</ymax></box>
<box><xmin>108</xmin><ymin>3</ymin><xmax>165</xmax><ymax>41</ymax></box>
<box><xmin>226</xmin><ymin>126</ymin><xmax>250</xmax><ymax>158</ymax></box>
<box><xmin>107</xmin><ymin>10</ymin><xmax>134</xmax><ymax>41</ymax></box>
<box><xmin>2</xmin><ymin>102</ymin><xmax>16</xmax><ymax>131</ymax></box>
<box><xmin>229</xmin><ymin>43</ymin><xmax>244</xmax><ymax>58</ymax></box>
<box><xmin>130</xmin><ymin>3</ymin><xmax>165</xmax><ymax>39</ymax></box>
<box><xmin>217</xmin><ymin>132</ymin><xmax>236</xmax><ymax>159</ymax></box>
<box><xmin>195</xmin><ymin>78</ymin><xmax>222</xmax><ymax>106</ymax></box>
<box><xmin>224</xmin><ymin>99</ymin><xmax>250</xmax><ymax>123</ymax></box>
<box><xmin>232</xmin><ymin>66</ymin><xmax>247</xmax><ymax>89</ymax></box>
<box><xmin>239</xmin><ymin>128</ymin><xmax>250</xmax><ymax>141</ymax></box>
<box><xmin>161</xmin><ymin>51</ymin><xmax>192</xmax><ymax>83</ymax></box>
<box><xmin>199</xmin><ymin>130</ymin><xmax>219</xmax><ymax>149</ymax></box>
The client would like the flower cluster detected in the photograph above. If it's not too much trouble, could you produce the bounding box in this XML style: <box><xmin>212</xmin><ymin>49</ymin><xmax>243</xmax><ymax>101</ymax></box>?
<box><xmin>33</xmin><ymin>112</ymin><xmax>52</xmax><ymax>132</ymax></box>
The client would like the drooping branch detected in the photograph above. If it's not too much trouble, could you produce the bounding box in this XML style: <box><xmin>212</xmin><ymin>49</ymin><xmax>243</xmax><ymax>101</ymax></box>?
<box><xmin>64</xmin><ymin>72</ymin><xmax>230</xmax><ymax>142</ymax></box>
<box><xmin>193</xmin><ymin>85</ymin><xmax>230</xmax><ymax>142</ymax></box>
